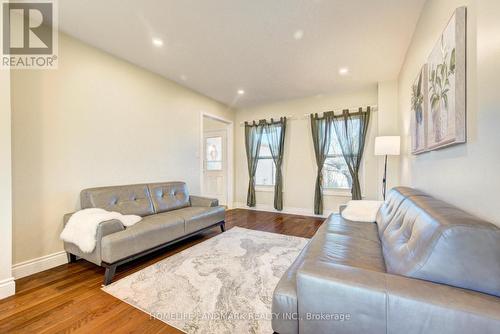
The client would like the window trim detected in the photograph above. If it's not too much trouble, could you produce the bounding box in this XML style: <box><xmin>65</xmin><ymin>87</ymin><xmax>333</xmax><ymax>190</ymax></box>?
<box><xmin>255</xmin><ymin>185</ymin><xmax>275</xmax><ymax>192</ymax></box>
<box><xmin>323</xmin><ymin>188</ymin><xmax>352</xmax><ymax>197</ymax></box>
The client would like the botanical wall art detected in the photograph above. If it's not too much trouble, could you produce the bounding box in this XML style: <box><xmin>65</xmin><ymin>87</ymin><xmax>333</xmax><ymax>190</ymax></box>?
<box><xmin>426</xmin><ymin>6</ymin><xmax>466</xmax><ymax>150</ymax></box>
<box><xmin>411</xmin><ymin>64</ymin><xmax>428</xmax><ymax>154</ymax></box>
<box><xmin>410</xmin><ymin>7</ymin><xmax>466</xmax><ymax>155</ymax></box>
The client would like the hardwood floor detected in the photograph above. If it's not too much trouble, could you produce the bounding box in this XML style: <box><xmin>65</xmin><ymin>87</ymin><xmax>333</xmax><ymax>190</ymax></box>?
<box><xmin>0</xmin><ymin>209</ymin><xmax>324</xmax><ymax>334</ymax></box>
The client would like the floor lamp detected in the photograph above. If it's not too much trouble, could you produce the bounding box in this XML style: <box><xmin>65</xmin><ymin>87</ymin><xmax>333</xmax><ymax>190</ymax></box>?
<box><xmin>375</xmin><ymin>136</ymin><xmax>400</xmax><ymax>200</ymax></box>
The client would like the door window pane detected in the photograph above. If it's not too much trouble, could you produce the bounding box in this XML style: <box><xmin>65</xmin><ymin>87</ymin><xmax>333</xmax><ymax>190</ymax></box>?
<box><xmin>206</xmin><ymin>136</ymin><xmax>222</xmax><ymax>171</ymax></box>
<box><xmin>206</xmin><ymin>161</ymin><xmax>222</xmax><ymax>170</ymax></box>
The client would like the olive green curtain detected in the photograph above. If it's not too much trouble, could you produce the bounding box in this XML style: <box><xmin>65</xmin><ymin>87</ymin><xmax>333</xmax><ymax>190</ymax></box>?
<box><xmin>332</xmin><ymin>107</ymin><xmax>371</xmax><ymax>200</ymax></box>
<box><xmin>264</xmin><ymin>118</ymin><xmax>287</xmax><ymax>211</ymax></box>
<box><xmin>310</xmin><ymin>112</ymin><xmax>334</xmax><ymax>215</ymax></box>
<box><xmin>245</xmin><ymin>121</ymin><xmax>264</xmax><ymax>207</ymax></box>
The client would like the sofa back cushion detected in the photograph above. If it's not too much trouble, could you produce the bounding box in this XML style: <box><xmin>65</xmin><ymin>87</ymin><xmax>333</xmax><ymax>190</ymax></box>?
<box><xmin>148</xmin><ymin>182</ymin><xmax>190</xmax><ymax>213</ymax></box>
<box><xmin>376</xmin><ymin>189</ymin><xmax>409</xmax><ymax>236</ymax></box>
<box><xmin>80</xmin><ymin>184</ymin><xmax>154</xmax><ymax>216</ymax></box>
<box><xmin>378</xmin><ymin>187</ymin><xmax>500</xmax><ymax>296</ymax></box>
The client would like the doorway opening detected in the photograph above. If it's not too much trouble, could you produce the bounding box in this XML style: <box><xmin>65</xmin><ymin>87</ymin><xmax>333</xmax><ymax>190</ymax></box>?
<box><xmin>201</xmin><ymin>114</ymin><xmax>233</xmax><ymax>207</ymax></box>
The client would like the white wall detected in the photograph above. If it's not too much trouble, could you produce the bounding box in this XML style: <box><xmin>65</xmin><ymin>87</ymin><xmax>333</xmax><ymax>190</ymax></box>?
<box><xmin>11</xmin><ymin>33</ymin><xmax>233</xmax><ymax>265</ymax></box>
<box><xmin>398</xmin><ymin>0</ymin><xmax>500</xmax><ymax>226</ymax></box>
<box><xmin>0</xmin><ymin>69</ymin><xmax>15</xmax><ymax>299</ymax></box>
<box><xmin>377</xmin><ymin>81</ymin><xmax>400</xmax><ymax>196</ymax></box>
<box><xmin>204</xmin><ymin>117</ymin><xmax>229</xmax><ymax>131</ymax></box>
<box><xmin>234</xmin><ymin>87</ymin><xmax>382</xmax><ymax>215</ymax></box>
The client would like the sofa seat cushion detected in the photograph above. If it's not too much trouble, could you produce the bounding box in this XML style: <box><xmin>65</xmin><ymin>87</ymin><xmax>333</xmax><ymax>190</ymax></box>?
<box><xmin>272</xmin><ymin>242</ymin><xmax>311</xmax><ymax>334</ymax></box>
<box><xmin>100</xmin><ymin>211</ymin><xmax>185</xmax><ymax>263</ymax></box>
<box><xmin>174</xmin><ymin>206</ymin><xmax>225</xmax><ymax>233</ymax></box>
<box><xmin>272</xmin><ymin>214</ymin><xmax>385</xmax><ymax>334</ymax></box>
<box><xmin>309</xmin><ymin>214</ymin><xmax>386</xmax><ymax>272</ymax></box>
<box><xmin>326</xmin><ymin>213</ymin><xmax>382</xmax><ymax>244</ymax></box>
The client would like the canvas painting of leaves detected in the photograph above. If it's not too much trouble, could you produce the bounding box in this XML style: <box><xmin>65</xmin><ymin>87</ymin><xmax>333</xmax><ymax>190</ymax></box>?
<box><xmin>411</xmin><ymin>64</ymin><xmax>428</xmax><ymax>154</ymax></box>
<box><xmin>426</xmin><ymin>7</ymin><xmax>466</xmax><ymax>150</ymax></box>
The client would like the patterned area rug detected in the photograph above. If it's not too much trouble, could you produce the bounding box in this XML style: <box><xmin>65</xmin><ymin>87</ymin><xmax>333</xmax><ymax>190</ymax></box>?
<box><xmin>102</xmin><ymin>227</ymin><xmax>309</xmax><ymax>334</ymax></box>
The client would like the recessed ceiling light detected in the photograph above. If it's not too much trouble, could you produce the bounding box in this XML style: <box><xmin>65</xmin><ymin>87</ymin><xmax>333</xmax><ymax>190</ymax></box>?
<box><xmin>339</xmin><ymin>67</ymin><xmax>349</xmax><ymax>75</ymax></box>
<box><xmin>152</xmin><ymin>38</ymin><xmax>163</xmax><ymax>47</ymax></box>
<box><xmin>180</xmin><ymin>74</ymin><xmax>187</xmax><ymax>81</ymax></box>
<box><xmin>237</xmin><ymin>89</ymin><xmax>245</xmax><ymax>95</ymax></box>
<box><xmin>293</xmin><ymin>29</ymin><xmax>304</xmax><ymax>40</ymax></box>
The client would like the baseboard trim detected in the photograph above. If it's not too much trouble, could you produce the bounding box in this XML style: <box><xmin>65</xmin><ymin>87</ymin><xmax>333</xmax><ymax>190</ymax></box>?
<box><xmin>12</xmin><ymin>251</ymin><xmax>68</xmax><ymax>279</ymax></box>
<box><xmin>233</xmin><ymin>202</ymin><xmax>335</xmax><ymax>218</ymax></box>
<box><xmin>0</xmin><ymin>277</ymin><xmax>15</xmax><ymax>300</ymax></box>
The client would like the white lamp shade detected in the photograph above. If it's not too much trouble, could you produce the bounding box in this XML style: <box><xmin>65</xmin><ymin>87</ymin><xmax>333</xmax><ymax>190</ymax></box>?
<box><xmin>375</xmin><ymin>136</ymin><xmax>400</xmax><ymax>156</ymax></box>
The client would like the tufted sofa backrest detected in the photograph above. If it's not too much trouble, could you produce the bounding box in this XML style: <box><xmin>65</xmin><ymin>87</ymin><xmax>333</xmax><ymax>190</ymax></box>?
<box><xmin>378</xmin><ymin>187</ymin><xmax>500</xmax><ymax>297</ymax></box>
<box><xmin>80</xmin><ymin>181</ymin><xmax>190</xmax><ymax>217</ymax></box>
<box><xmin>147</xmin><ymin>182</ymin><xmax>190</xmax><ymax>213</ymax></box>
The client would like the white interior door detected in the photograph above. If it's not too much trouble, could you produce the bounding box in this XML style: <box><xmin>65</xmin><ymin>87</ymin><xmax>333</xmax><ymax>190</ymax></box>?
<box><xmin>203</xmin><ymin>130</ymin><xmax>227</xmax><ymax>205</ymax></box>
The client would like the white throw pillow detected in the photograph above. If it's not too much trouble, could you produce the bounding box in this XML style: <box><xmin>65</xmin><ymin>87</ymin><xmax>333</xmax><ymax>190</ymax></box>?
<box><xmin>341</xmin><ymin>200</ymin><xmax>383</xmax><ymax>223</ymax></box>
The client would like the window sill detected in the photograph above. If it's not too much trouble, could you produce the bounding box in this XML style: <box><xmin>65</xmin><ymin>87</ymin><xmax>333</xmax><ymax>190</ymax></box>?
<box><xmin>323</xmin><ymin>189</ymin><xmax>352</xmax><ymax>197</ymax></box>
<box><xmin>256</xmin><ymin>185</ymin><xmax>275</xmax><ymax>192</ymax></box>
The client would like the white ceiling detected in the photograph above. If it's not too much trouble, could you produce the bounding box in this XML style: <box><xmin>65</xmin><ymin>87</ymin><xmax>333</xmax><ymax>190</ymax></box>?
<box><xmin>59</xmin><ymin>0</ymin><xmax>425</xmax><ymax>108</ymax></box>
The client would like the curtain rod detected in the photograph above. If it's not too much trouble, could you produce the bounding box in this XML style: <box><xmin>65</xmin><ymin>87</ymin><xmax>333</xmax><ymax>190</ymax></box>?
<box><xmin>238</xmin><ymin>105</ymin><xmax>377</xmax><ymax>125</ymax></box>
<box><xmin>238</xmin><ymin>115</ymin><xmax>294</xmax><ymax>126</ymax></box>
<box><xmin>304</xmin><ymin>105</ymin><xmax>378</xmax><ymax>117</ymax></box>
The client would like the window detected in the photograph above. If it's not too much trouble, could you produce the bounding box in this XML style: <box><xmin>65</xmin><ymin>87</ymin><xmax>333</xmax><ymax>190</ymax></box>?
<box><xmin>323</xmin><ymin>155</ymin><xmax>351</xmax><ymax>189</ymax></box>
<box><xmin>255</xmin><ymin>135</ymin><xmax>275</xmax><ymax>186</ymax></box>
<box><xmin>205</xmin><ymin>136</ymin><xmax>222</xmax><ymax>171</ymax></box>
<box><xmin>323</xmin><ymin>119</ymin><xmax>361</xmax><ymax>190</ymax></box>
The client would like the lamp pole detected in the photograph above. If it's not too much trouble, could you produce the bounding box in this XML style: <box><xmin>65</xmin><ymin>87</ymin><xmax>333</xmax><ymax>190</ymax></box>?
<box><xmin>374</xmin><ymin>136</ymin><xmax>400</xmax><ymax>201</ymax></box>
<box><xmin>382</xmin><ymin>154</ymin><xmax>388</xmax><ymax>200</ymax></box>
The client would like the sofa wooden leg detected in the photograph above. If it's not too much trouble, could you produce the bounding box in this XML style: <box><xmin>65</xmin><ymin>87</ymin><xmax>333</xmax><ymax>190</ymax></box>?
<box><xmin>67</xmin><ymin>252</ymin><xmax>77</xmax><ymax>263</ymax></box>
<box><xmin>220</xmin><ymin>221</ymin><xmax>226</xmax><ymax>232</ymax></box>
<box><xmin>103</xmin><ymin>264</ymin><xmax>117</xmax><ymax>286</ymax></box>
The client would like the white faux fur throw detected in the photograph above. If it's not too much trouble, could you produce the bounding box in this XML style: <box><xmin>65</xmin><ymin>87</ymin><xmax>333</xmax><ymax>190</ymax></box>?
<box><xmin>341</xmin><ymin>200</ymin><xmax>384</xmax><ymax>223</ymax></box>
<box><xmin>60</xmin><ymin>208</ymin><xmax>141</xmax><ymax>253</ymax></box>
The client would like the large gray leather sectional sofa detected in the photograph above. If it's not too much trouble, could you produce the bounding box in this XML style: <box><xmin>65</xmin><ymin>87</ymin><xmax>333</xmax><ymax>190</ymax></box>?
<box><xmin>63</xmin><ymin>181</ymin><xmax>225</xmax><ymax>285</ymax></box>
<box><xmin>272</xmin><ymin>187</ymin><xmax>500</xmax><ymax>334</ymax></box>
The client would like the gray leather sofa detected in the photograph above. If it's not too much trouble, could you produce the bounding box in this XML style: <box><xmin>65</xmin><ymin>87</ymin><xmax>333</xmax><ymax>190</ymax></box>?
<box><xmin>272</xmin><ymin>187</ymin><xmax>500</xmax><ymax>334</ymax></box>
<box><xmin>63</xmin><ymin>181</ymin><xmax>225</xmax><ymax>285</ymax></box>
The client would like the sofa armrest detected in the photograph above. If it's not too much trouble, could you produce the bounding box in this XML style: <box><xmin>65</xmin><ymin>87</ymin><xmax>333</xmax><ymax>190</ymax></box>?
<box><xmin>189</xmin><ymin>195</ymin><xmax>219</xmax><ymax>207</ymax></box>
<box><xmin>63</xmin><ymin>212</ymin><xmax>124</xmax><ymax>237</ymax></box>
<box><xmin>386</xmin><ymin>274</ymin><xmax>500</xmax><ymax>334</ymax></box>
<box><xmin>297</xmin><ymin>260</ymin><xmax>500</xmax><ymax>334</ymax></box>
<box><xmin>63</xmin><ymin>212</ymin><xmax>76</xmax><ymax>226</ymax></box>
<box><xmin>297</xmin><ymin>261</ymin><xmax>388</xmax><ymax>334</ymax></box>
<box><xmin>96</xmin><ymin>219</ymin><xmax>125</xmax><ymax>237</ymax></box>
<box><xmin>63</xmin><ymin>212</ymin><xmax>125</xmax><ymax>265</ymax></box>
